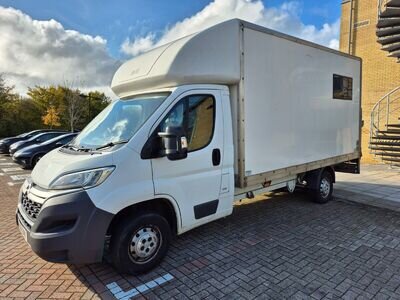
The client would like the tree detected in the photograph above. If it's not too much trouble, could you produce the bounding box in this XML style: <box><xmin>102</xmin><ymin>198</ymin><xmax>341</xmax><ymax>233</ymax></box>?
<box><xmin>42</xmin><ymin>106</ymin><xmax>61</xmax><ymax>129</ymax></box>
<box><xmin>62</xmin><ymin>86</ymin><xmax>85</xmax><ymax>132</ymax></box>
<box><xmin>80</xmin><ymin>91</ymin><xmax>110</xmax><ymax>126</ymax></box>
<box><xmin>0</xmin><ymin>74</ymin><xmax>111</xmax><ymax>137</ymax></box>
<box><xmin>0</xmin><ymin>75</ymin><xmax>20</xmax><ymax>137</ymax></box>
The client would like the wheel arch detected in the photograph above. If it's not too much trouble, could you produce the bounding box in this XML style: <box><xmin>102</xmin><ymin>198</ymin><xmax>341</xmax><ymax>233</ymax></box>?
<box><xmin>106</xmin><ymin>197</ymin><xmax>181</xmax><ymax>237</ymax></box>
<box><xmin>30</xmin><ymin>152</ymin><xmax>47</xmax><ymax>167</ymax></box>
<box><xmin>304</xmin><ymin>166</ymin><xmax>335</xmax><ymax>190</ymax></box>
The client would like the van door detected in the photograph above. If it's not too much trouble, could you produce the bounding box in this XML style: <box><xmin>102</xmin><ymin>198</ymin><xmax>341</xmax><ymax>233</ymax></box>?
<box><xmin>151</xmin><ymin>90</ymin><xmax>224</xmax><ymax>231</ymax></box>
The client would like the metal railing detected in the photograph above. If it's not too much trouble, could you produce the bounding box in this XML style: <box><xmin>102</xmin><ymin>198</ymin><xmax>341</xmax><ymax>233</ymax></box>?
<box><xmin>370</xmin><ymin>87</ymin><xmax>400</xmax><ymax>151</ymax></box>
<box><xmin>378</xmin><ymin>0</ymin><xmax>390</xmax><ymax>17</ymax></box>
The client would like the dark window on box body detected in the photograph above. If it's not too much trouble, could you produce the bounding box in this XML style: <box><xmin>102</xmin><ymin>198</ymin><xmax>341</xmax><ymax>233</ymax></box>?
<box><xmin>333</xmin><ymin>74</ymin><xmax>353</xmax><ymax>100</ymax></box>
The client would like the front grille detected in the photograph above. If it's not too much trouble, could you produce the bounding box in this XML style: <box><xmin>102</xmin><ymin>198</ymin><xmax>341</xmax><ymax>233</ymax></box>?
<box><xmin>21</xmin><ymin>192</ymin><xmax>42</xmax><ymax>220</ymax></box>
<box><xmin>17</xmin><ymin>210</ymin><xmax>31</xmax><ymax>229</ymax></box>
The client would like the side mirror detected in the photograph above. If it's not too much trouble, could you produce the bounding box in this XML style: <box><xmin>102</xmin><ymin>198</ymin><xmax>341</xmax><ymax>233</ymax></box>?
<box><xmin>55</xmin><ymin>142</ymin><xmax>63</xmax><ymax>146</ymax></box>
<box><xmin>158</xmin><ymin>126</ymin><xmax>188</xmax><ymax>160</ymax></box>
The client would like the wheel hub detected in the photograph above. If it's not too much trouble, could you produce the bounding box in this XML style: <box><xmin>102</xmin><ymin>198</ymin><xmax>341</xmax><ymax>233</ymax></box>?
<box><xmin>129</xmin><ymin>226</ymin><xmax>160</xmax><ymax>262</ymax></box>
<box><xmin>320</xmin><ymin>178</ymin><xmax>330</xmax><ymax>198</ymax></box>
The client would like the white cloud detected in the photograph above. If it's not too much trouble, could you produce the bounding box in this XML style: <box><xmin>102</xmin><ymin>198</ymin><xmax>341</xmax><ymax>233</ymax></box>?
<box><xmin>121</xmin><ymin>0</ymin><xmax>340</xmax><ymax>57</ymax></box>
<box><xmin>121</xmin><ymin>34</ymin><xmax>156</xmax><ymax>57</ymax></box>
<box><xmin>0</xmin><ymin>6</ymin><xmax>120</xmax><ymax>96</ymax></box>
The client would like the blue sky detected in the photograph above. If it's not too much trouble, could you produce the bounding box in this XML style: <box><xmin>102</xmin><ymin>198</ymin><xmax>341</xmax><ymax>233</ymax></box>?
<box><xmin>0</xmin><ymin>0</ymin><xmax>342</xmax><ymax>95</ymax></box>
<box><xmin>0</xmin><ymin>0</ymin><xmax>341</xmax><ymax>58</ymax></box>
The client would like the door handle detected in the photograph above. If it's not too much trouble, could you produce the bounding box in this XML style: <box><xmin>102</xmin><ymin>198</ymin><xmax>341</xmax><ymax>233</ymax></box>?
<box><xmin>212</xmin><ymin>148</ymin><xmax>221</xmax><ymax>166</ymax></box>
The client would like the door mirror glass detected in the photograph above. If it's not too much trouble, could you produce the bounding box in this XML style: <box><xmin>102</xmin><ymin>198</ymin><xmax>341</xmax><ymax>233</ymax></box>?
<box><xmin>158</xmin><ymin>126</ymin><xmax>188</xmax><ymax>160</ymax></box>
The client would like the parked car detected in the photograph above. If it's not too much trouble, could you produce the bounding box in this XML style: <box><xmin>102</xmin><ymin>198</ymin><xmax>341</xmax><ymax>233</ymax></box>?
<box><xmin>9</xmin><ymin>131</ymin><xmax>69</xmax><ymax>156</ymax></box>
<box><xmin>13</xmin><ymin>133</ymin><xmax>78</xmax><ymax>169</ymax></box>
<box><xmin>0</xmin><ymin>129</ymin><xmax>55</xmax><ymax>154</ymax></box>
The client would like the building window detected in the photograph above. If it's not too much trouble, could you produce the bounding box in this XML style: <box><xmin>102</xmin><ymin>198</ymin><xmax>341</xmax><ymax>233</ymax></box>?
<box><xmin>354</xmin><ymin>20</ymin><xmax>370</xmax><ymax>29</ymax></box>
<box><xmin>333</xmin><ymin>74</ymin><xmax>353</xmax><ymax>100</ymax></box>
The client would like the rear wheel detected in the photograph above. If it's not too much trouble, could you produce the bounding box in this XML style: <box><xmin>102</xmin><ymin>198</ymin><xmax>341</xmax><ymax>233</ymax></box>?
<box><xmin>311</xmin><ymin>171</ymin><xmax>333</xmax><ymax>203</ymax></box>
<box><xmin>110</xmin><ymin>213</ymin><xmax>171</xmax><ymax>274</ymax></box>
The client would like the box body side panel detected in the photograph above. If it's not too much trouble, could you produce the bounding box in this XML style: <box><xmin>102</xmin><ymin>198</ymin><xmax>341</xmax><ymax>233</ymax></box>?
<box><xmin>241</xmin><ymin>27</ymin><xmax>361</xmax><ymax>180</ymax></box>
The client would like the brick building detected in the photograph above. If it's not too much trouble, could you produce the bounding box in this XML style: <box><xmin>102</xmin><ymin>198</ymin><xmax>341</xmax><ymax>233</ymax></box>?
<box><xmin>340</xmin><ymin>0</ymin><xmax>400</xmax><ymax>163</ymax></box>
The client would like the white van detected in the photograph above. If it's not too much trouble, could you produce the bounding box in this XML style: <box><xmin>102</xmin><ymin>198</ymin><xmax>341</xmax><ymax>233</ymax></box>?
<box><xmin>16</xmin><ymin>19</ymin><xmax>362</xmax><ymax>274</ymax></box>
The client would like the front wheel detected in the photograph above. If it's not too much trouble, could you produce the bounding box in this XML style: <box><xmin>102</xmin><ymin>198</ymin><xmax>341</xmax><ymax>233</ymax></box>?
<box><xmin>110</xmin><ymin>213</ymin><xmax>171</xmax><ymax>274</ymax></box>
<box><xmin>311</xmin><ymin>171</ymin><xmax>333</xmax><ymax>204</ymax></box>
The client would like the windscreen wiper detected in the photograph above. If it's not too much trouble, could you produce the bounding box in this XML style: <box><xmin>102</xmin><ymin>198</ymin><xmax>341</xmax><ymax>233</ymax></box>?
<box><xmin>64</xmin><ymin>144</ymin><xmax>92</xmax><ymax>152</ymax></box>
<box><xmin>95</xmin><ymin>140</ymin><xmax>128</xmax><ymax>151</ymax></box>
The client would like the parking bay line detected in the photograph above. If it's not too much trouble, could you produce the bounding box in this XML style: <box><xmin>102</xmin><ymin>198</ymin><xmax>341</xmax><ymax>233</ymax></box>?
<box><xmin>0</xmin><ymin>162</ymin><xmax>17</xmax><ymax>166</ymax></box>
<box><xmin>106</xmin><ymin>273</ymin><xmax>174</xmax><ymax>300</ymax></box>
<box><xmin>8</xmin><ymin>181</ymin><xmax>24</xmax><ymax>186</ymax></box>
<box><xmin>2</xmin><ymin>167</ymin><xmax>24</xmax><ymax>173</ymax></box>
<box><xmin>10</xmin><ymin>174</ymin><xmax>30</xmax><ymax>181</ymax></box>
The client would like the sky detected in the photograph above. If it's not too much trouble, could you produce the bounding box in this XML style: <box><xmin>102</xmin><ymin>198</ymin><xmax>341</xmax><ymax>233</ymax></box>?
<box><xmin>0</xmin><ymin>0</ymin><xmax>342</xmax><ymax>97</ymax></box>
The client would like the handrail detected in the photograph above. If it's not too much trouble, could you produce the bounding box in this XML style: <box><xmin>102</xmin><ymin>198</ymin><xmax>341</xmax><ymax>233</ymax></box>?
<box><xmin>378</xmin><ymin>0</ymin><xmax>390</xmax><ymax>16</ymax></box>
<box><xmin>370</xmin><ymin>86</ymin><xmax>400</xmax><ymax>154</ymax></box>
<box><xmin>373</xmin><ymin>95</ymin><xmax>400</xmax><ymax>114</ymax></box>
<box><xmin>371</xmin><ymin>86</ymin><xmax>400</xmax><ymax>113</ymax></box>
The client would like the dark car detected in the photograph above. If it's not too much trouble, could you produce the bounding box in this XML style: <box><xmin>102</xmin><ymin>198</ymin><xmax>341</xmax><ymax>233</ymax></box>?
<box><xmin>9</xmin><ymin>131</ymin><xmax>69</xmax><ymax>156</ymax></box>
<box><xmin>0</xmin><ymin>129</ymin><xmax>56</xmax><ymax>154</ymax></box>
<box><xmin>12</xmin><ymin>133</ymin><xmax>78</xmax><ymax>168</ymax></box>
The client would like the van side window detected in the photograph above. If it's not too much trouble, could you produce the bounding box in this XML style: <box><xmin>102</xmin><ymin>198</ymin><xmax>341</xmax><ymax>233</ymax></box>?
<box><xmin>160</xmin><ymin>102</ymin><xmax>185</xmax><ymax>131</ymax></box>
<box><xmin>160</xmin><ymin>94</ymin><xmax>215</xmax><ymax>152</ymax></box>
<box><xmin>187</xmin><ymin>95</ymin><xmax>215</xmax><ymax>151</ymax></box>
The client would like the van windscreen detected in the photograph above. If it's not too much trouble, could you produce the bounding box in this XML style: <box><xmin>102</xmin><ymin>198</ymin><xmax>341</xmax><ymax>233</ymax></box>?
<box><xmin>70</xmin><ymin>92</ymin><xmax>170</xmax><ymax>150</ymax></box>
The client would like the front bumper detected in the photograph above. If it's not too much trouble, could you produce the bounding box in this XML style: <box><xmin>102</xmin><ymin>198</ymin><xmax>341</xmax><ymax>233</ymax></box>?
<box><xmin>0</xmin><ymin>145</ymin><xmax>9</xmax><ymax>154</ymax></box>
<box><xmin>9</xmin><ymin>148</ymin><xmax>18</xmax><ymax>156</ymax></box>
<box><xmin>16</xmin><ymin>187</ymin><xmax>114</xmax><ymax>264</ymax></box>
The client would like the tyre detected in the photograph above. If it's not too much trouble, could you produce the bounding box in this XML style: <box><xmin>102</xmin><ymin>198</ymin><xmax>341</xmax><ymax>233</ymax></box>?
<box><xmin>32</xmin><ymin>154</ymin><xmax>43</xmax><ymax>168</ymax></box>
<box><xmin>110</xmin><ymin>213</ymin><xmax>171</xmax><ymax>274</ymax></box>
<box><xmin>311</xmin><ymin>171</ymin><xmax>333</xmax><ymax>204</ymax></box>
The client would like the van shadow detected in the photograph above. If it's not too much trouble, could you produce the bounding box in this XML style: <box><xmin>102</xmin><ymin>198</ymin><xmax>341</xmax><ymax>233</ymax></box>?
<box><xmin>66</xmin><ymin>192</ymin><xmax>310</xmax><ymax>298</ymax></box>
<box><xmin>68</xmin><ymin>190</ymin><xmax>400</xmax><ymax>299</ymax></box>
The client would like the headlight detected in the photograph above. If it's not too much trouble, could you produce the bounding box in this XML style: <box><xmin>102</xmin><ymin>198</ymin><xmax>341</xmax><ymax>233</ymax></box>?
<box><xmin>49</xmin><ymin>166</ymin><xmax>115</xmax><ymax>190</ymax></box>
<box><xmin>14</xmin><ymin>150</ymin><xmax>27</xmax><ymax>157</ymax></box>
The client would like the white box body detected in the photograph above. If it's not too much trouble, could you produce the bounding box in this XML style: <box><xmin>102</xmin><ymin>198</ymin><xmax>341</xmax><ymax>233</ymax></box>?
<box><xmin>236</xmin><ymin>24</ymin><xmax>361</xmax><ymax>181</ymax></box>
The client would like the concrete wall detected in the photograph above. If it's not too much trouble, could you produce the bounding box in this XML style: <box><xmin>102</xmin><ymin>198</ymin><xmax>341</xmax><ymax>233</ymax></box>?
<box><xmin>340</xmin><ymin>0</ymin><xmax>400</xmax><ymax>163</ymax></box>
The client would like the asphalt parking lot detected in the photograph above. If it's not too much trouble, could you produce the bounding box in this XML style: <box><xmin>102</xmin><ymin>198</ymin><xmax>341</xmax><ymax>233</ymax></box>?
<box><xmin>1</xmin><ymin>154</ymin><xmax>400</xmax><ymax>299</ymax></box>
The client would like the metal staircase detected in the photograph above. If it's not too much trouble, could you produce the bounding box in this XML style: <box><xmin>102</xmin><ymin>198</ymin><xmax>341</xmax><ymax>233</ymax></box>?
<box><xmin>370</xmin><ymin>87</ymin><xmax>400</xmax><ymax>166</ymax></box>
<box><xmin>377</xmin><ymin>0</ymin><xmax>400</xmax><ymax>61</ymax></box>
<box><xmin>369</xmin><ymin>0</ymin><xmax>400</xmax><ymax>166</ymax></box>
